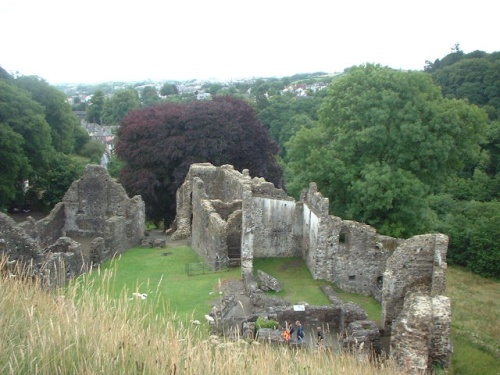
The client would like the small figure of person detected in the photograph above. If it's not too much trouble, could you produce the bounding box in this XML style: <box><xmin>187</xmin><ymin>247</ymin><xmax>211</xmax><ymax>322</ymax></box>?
<box><xmin>317</xmin><ymin>326</ymin><xmax>324</xmax><ymax>347</ymax></box>
<box><xmin>295</xmin><ymin>320</ymin><xmax>304</xmax><ymax>343</ymax></box>
<box><xmin>283</xmin><ymin>323</ymin><xmax>293</xmax><ymax>343</ymax></box>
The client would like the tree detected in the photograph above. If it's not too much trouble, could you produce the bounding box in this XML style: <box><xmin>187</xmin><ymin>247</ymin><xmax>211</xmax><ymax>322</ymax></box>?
<box><xmin>0</xmin><ymin>123</ymin><xmax>28</xmax><ymax>209</ymax></box>
<box><xmin>430</xmin><ymin>53</ymin><xmax>500</xmax><ymax>119</ymax></box>
<box><xmin>78</xmin><ymin>140</ymin><xmax>106</xmax><ymax>164</ymax></box>
<box><xmin>73</xmin><ymin>124</ymin><xmax>91</xmax><ymax>154</ymax></box>
<box><xmin>15</xmin><ymin>76</ymin><xmax>79</xmax><ymax>153</ymax></box>
<box><xmin>101</xmin><ymin>89</ymin><xmax>140</xmax><ymax>125</ymax></box>
<box><xmin>0</xmin><ymin>79</ymin><xmax>54</xmax><ymax>210</ymax></box>
<box><xmin>86</xmin><ymin>90</ymin><xmax>105</xmax><ymax>124</ymax></box>
<box><xmin>160</xmin><ymin>83</ymin><xmax>179</xmax><ymax>96</ymax></box>
<box><xmin>431</xmin><ymin>198</ymin><xmax>500</xmax><ymax>277</ymax></box>
<box><xmin>258</xmin><ymin>94</ymin><xmax>322</xmax><ymax>159</ymax></box>
<box><xmin>141</xmin><ymin>86</ymin><xmax>161</xmax><ymax>107</ymax></box>
<box><xmin>286</xmin><ymin>64</ymin><xmax>488</xmax><ymax>237</ymax></box>
<box><xmin>26</xmin><ymin>153</ymin><xmax>85</xmax><ymax>209</ymax></box>
<box><xmin>115</xmin><ymin>96</ymin><xmax>282</xmax><ymax>223</ymax></box>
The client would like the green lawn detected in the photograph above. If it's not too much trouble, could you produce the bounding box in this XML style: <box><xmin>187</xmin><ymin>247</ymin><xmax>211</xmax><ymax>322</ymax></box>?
<box><xmin>82</xmin><ymin>245</ymin><xmax>241</xmax><ymax>323</ymax></box>
<box><xmin>252</xmin><ymin>257</ymin><xmax>382</xmax><ymax>322</ymax></box>
<box><xmin>83</xmin><ymin>246</ymin><xmax>382</xmax><ymax>325</ymax></box>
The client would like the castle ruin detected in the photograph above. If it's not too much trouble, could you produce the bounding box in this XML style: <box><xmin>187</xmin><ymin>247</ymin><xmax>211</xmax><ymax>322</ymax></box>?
<box><xmin>0</xmin><ymin>165</ymin><xmax>145</xmax><ymax>287</ymax></box>
<box><xmin>171</xmin><ymin>163</ymin><xmax>451</xmax><ymax>373</ymax></box>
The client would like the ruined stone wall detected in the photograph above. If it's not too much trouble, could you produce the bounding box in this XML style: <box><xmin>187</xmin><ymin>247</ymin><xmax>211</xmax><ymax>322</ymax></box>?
<box><xmin>301</xmin><ymin>183</ymin><xmax>396</xmax><ymax>295</ymax></box>
<box><xmin>390</xmin><ymin>293</ymin><xmax>451</xmax><ymax>372</ymax></box>
<box><xmin>328</xmin><ymin>222</ymin><xmax>396</xmax><ymax>299</ymax></box>
<box><xmin>241</xmin><ymin>186</ymin><xmax>254</xmax><ymax>281</ymax></box>
<box><xmin>173</xmin><ymin>162</ymin><xmax>451</xmax><ymax>373</ymax></box>
<box><xmin>0</xmin><ymin>213</ymin><xmax>41</xmax><ymax>263</ymax></box>
<box><xmin>173</xmin><ymin>163</ymin><xmax>297</xmax><ymax>272</ymax></box>
<box><xmin>172</xmin><ymin>163</ymin><xmax>249</xmax><ymax>240</ymax></box>
<box><xmin>226</xmin><ymin>209</ymin><xmax>242</xmax><ymax>262</ymax></box>
<box><xmin>1</xmin><ymin>215</ymin><xmax>88</xmax><ymax>288</ymax></box>
<box><xmin>63</xmin><ymin>165</ymin><xmax>145</xmax><ymax>257</ymax></box>
<box><xmin>42</xmin><ymin>237</ymin><xmax>88</xmax><ymax>287</ymax></box>
<box><xmin>1</xmin><ymin>165</ymin><xmax>145</xmax><ymax>285</ymax></box>
<box><xmin>300</xmin><ymin>183</ymin><xmax>329</xmax><ymax>280</ymax></box>
<box><xmin>381</xmin><ymin>234</ymin><xmax>448</xmax><ymax>330</ymax></box>
<box><xmin>190</xmin><ymin>177</ymin><xmax>228</xmax><ymax>268</ymax></box>
<box><xmin>251</xmin><ymin>197</ymin><xmax>299</xmax><ymax>257</ymax></box>
<box><xmin>19</xmin><ymin>203</ymin><xmax>66</xmax><ymax>247</ymax></box>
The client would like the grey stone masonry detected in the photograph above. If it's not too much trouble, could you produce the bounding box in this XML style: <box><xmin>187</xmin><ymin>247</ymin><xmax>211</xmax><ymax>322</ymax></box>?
<box><xmin>0</xmin><ymin>165</ymin><xmax>145</xmax><ymax>286</ymax></box>
<box><xmin>257</xmin><ymin>270</ymin><xmax>282</xmax><ymax>292</ymax></box>
<box><xmin>171</xmin><ymin>163</ymin><xmax>451</xmax><ymax>374</ymax></box>
<box><xmin>390</xmin><ymin>292</ymin><xmax>452</xmax><ymax>373</ymax></box>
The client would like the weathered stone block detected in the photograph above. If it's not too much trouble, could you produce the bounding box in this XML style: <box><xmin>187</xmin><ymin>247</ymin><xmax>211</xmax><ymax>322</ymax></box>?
<box><xmin>257</xmin><ymin>269</ymin><xmax>282</xmax><ymax>292</ymax></box>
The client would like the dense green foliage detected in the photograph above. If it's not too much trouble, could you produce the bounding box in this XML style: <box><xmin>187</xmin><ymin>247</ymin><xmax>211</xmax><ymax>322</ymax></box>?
<box><xmin>258</xmin><ymin>94</ymin><xmax>323</xmax><ymax>159</ymax></box>
<box><xmin>0</xmin><ymin>70</ymin><xmax>88</xmax><ymax>212</ymax></box>
<box><xmin>102</xmin><ymin>88</ymin><xmax>141</xmax><ymax>125</ymax></box>
<box><xmin>426</xmin><ymin>48</ymin><xmax>500</xmax><ymax>119</ymax></box>
<box><xmin>140</xmin><ymin>86</ymin><xmax>161</xmax><ymax>107</ymax></box>
<box><xmin>159</xmin><ymin>82</ymin><xmax>179</xmax><ymax>96</ymax></box>
<box><xmin>421</xmin><ymin>49</ymin><xmax>500</xmax><ymax>277</ymax></box>
<box><xmin>286</xmin><ymin>65</ymin><xmax>488</xmax><ymax>238</ymax></box>
<box><xmin>85</xmin><ymin>90</ymin><xmax>105</xmax><ymax>124</ymax></box>
<box><xmin>14</xmin><ymin>76</ymin><xmax>80</xmax><ymax>154</ymax></box>
<box><xmin>115</xmin><ymin>96</ymin><xmax>283</xmax><ymax>224</ymax></box>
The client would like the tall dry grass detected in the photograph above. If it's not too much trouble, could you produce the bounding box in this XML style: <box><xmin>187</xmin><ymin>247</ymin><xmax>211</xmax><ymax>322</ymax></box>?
<box><xmin>0</xmin><ymin>258</ymin><xmax>401</xmax><ymax>375</ymax></box>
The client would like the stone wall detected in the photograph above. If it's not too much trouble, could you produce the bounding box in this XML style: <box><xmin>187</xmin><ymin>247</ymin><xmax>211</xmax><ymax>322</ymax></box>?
<box><xmin>171</xmin><ymin>163</ymin><xmax>451</xmax><ymax>373</ymax></box>
<box><xmin>171</xmin><ymin>163</ymin><xmax>250</xmax><ymax>240</ymax></box>
<box><xmin>381</xmin><ymin>234</ymin><xmax>448</xmax><ymax>330</ymax></box>
<box><xmin>63</xmin><ymin>165</ymin><xmax>145</xmax><ymax>256</ymax></box>
<box><xmin>252</xmin><ymin>197</ymin><xmax>299</xmax><ymax>257</ymax></box>
<box><xmin>0</xmin><ymin>165</ymin><xmax>145</xmax><ymax>286</ymax></box>
<box><xmin>18</xmin><ymin>203</ymin><xmax>66</xmax><ymax>247</ymax></box>
<box><xmin>0</xmin><ymin>213</ymin><xmax>41</xmax><ymax>264</ymax></box>
<box><xmin>189</xmin><ymin>176</ymin><xmax>244</xmax><ymax>269</ymax></box>
<box><xmin>390</xmin><ymin>293</ymin><xmax>451</xmax><ymax>373</ymax></box>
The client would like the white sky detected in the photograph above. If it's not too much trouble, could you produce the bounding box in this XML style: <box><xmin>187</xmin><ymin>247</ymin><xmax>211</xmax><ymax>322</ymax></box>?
<box><xmin>1</xmin><ymin>0</ymin><xmax>498</xmax><ymax>84</ymax></box>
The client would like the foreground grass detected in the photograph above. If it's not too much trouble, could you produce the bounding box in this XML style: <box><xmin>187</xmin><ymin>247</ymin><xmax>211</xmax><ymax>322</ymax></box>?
<box><xmin>1</xmin><ymin>258</ymin><xmax>401</xmax><ymax>375</ymax></box>
<box><xmin>446</xmin><ymin>266</ymin><xmax>500</xmax><ymax>375</ymax></box>
<box><xmin>2</xmin><ymin>244</ymin><xmax>497</xmax><ymax>374</ymax></box>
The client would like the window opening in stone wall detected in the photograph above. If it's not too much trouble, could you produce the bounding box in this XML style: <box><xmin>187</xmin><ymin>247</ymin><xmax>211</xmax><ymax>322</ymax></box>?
<box><xmin>376</xmin><ymin>275</ymin><xmax>383</xmax><ymax>289</ymax></box>
<box><xmin>349</xmin><ymin>275</ymin><xmax>356</xmax><ymax>281</ymax></box>
<box><xmin>339</xmin><ymin>231</ymin><xmax>347</xmax><ymax>244</ymax></box>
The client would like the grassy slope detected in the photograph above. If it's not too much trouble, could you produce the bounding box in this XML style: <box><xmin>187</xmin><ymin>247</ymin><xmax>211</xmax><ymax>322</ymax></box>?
<box><xmin>446</xmin><ymin>266</ymin><xmax>500</xmax><ymax>375</ymax></box>
<box><xmin>2</xmin><ymin>254</ymin><xmax>403</xmax><ymax>375</ymax></box>
<box><xmin>81</xmin><ymin>244</ymin><xmax>498</xmax><ymax>375</ymax></box>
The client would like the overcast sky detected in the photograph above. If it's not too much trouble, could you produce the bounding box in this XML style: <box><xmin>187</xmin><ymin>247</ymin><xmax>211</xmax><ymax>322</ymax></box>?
<box><xmin>1</xmin><ymin>0</ymin><xmax>498</xmax><ymax>84</ymax></box>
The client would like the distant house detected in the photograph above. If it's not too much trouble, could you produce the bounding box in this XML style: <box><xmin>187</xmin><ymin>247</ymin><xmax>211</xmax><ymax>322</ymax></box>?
<box><xmin>196</xmin><ymin>92</ymin><xmax>211</xmax><ymax>100</ymax></box>
<box><xmin>80</xmin><ymin>120</ymin><xmax>117</xmax><ymax>154</ymax></box>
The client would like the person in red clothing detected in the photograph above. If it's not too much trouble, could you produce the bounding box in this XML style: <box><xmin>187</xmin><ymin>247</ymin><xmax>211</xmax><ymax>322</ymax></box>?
<box><xmin>283</xmin><ymin>322</ymin><xmax>294</xmax><ymax>343</ymax></box>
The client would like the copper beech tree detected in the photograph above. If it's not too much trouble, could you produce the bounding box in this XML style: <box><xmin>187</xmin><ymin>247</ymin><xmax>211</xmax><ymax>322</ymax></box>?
<box><xmin>115</xmin><ymin>95</ymin><xmax>283</xmax><ymax>224</ymax></box>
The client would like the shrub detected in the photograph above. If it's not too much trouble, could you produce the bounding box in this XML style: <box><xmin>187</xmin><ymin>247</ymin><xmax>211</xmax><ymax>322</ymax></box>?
<box><xmin>256</xmin><ymin>316</ymin><xmax>279</xmax><ymax>330</ymax></box>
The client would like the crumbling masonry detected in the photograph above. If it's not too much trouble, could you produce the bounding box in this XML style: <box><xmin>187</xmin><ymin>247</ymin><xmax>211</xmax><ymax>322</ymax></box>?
<box><xmin>171</xmin><ymin>163</ymin><xmax>451</xmax><ymax>373</ymax></box>
<box><xmin>0</xmin><ymin>165</ymin><xmax>145</xmax><ymax>287</ymax></box>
